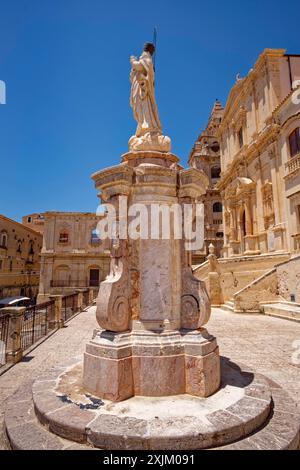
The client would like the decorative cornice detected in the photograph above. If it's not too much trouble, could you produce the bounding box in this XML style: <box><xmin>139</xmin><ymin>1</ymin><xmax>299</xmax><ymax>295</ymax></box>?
<box><xmin>219</xmin><ymin>49</ymin><xmax>286</xmax><ymax>132</ymax></box>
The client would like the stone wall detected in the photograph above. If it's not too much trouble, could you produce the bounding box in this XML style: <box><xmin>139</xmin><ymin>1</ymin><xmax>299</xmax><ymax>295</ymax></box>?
<box><xmin>233</xmin><ymin>269</ymin><xmax>278</xmax><ymax>312</ymax></box>
<box><xmin>0</xmin><ymin>214</ymin><xmax>42</xmax><ymax>300</ymax></box>
<box><xmin>38</xmin><ymin>212</ymin><xmax>110</xmax><ymax>299</ymax></box>
<box><xmin>277</xmin><ymin>256</ymin><xmax>300</xmax><ymax>303</ymax></box>
<box><xmin>193</xmin><ymin>252</ymin><xmax>289</xmax><ymax>302</ymax></box>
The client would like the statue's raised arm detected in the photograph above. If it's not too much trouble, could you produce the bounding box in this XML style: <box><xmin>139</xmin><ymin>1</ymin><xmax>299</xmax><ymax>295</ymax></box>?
<box><xmin>129</xmin><ymin>42</ymin><xmax>171</xmax><ymax>153</ymax></box>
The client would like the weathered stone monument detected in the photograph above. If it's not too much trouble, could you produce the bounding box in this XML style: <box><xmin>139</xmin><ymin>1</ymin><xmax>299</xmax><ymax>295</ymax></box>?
<box><xmin>82</xmin><ymin>41</ymin><xmax>220</xmax><ymax>401</ymax></box>
<box><xmin>3</xmin><ymin>42</ymin><xmax>300</xmax><ymax>451</ymax></box>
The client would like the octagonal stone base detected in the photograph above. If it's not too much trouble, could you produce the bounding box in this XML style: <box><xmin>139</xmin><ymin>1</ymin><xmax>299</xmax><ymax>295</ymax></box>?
<box><xmin>82</xmin><ymin>328</ymin><xmax>220</xmax><ymax>401</ymax></box>
<box><xmin>5</xmin><ymin>357</ymin><xmax>300</xmax><ymax>450</ymax></box>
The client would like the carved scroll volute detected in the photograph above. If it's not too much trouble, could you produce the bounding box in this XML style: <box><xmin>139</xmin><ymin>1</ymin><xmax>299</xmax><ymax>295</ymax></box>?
<box><xmin>96</xmin><ymin>257</ymin><xmax>131</xmax><ymax>332</ymax></box>
<box><xmin>181</xmin><ymin>268</ymin><xmax>211</xmax><ymax>329</ymax></box>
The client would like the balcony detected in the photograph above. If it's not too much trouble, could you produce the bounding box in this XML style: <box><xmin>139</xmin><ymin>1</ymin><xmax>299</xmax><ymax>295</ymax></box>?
<box><xmin>50</xmin><ymin>279</ymin><xmax>100</xmax><ymax>288</ymax></box>
<box><xmin>285</xmin><ymin>153</ymin><xmax>300</xmax><ymax>180</ymax></box>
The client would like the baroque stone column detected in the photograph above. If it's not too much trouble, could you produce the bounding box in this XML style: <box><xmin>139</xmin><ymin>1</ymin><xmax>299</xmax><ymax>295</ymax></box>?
<box><xmin>83</xmin><ymin>150</ymin><xmax>220</xmax><ymax>401</ymax></box>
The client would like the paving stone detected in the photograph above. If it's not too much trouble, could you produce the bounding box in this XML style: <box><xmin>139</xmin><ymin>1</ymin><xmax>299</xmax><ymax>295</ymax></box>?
<box><xmin>206</xmin><ymin>409</ymin><xmax>244</xmax><ymax>445</ymax></box>
<box><xmin>4</xmin><ymin>400</ymin><xmax>35</xmax><ymax>429</ymax></box>
<box><xmin>32</xmin><ymin>380</ymin><xmax>57</xmax><ymax>393</ymax></box>
<box><xmin>244</xmin><ymin>384</ymin><xmax>271</xmax><ymax>401</ymax></box>
<box><xmin>1</xmin><ymin>307</ymin><xmax>300</xmax><ymax>450</ymax></box>
<box><xmin>87</xmin><ymin>414</ymin><xmax>149</xmax><ymax>450</ymax></box>
<box><xmin>33</xmin><ymin>391</ymin><xmax>67</xmax><ymax>424</ymax></box>
<box><xmin>226</xmin><ymin>395</ymin><xmax>271</xmax><ymax>434</ymax></box>
<box><xmin>48</xmin><ymin>403</ymin><xmax>96</xmax><ymax>443</ymax></box>
<box><xmin>7</xmin><ymin>422</ymin><xmax>64</xmax><ymax>450</ymax></box>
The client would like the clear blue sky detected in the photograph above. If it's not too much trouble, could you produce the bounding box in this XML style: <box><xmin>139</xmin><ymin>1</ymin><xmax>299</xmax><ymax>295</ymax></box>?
<box><xmin>0</xmin><ymin>0</ymin><xmax>298</xmax><ymax>221</ymax></box>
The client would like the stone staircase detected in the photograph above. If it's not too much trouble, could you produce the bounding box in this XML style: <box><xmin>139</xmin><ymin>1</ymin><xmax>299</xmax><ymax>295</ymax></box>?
<box><xmin>220</xmin><ymin>300</ymin><xmax>235</xmax><ymax>312</ymax></box>
<box><xmin>262</xmin><ymin>302</ymin><xmax>300</xmax><ymax>323</ymax></box>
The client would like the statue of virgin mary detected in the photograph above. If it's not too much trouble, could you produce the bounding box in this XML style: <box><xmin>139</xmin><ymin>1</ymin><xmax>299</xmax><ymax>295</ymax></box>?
<box><xmin>129</xmin><ymin>42</ymin><xmax>171</xmax><ymax>152</ymax></box>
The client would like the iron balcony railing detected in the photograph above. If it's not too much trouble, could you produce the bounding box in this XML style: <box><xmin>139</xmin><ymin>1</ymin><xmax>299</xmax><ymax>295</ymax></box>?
<box><xmin>50</xmin><ymin>279</ymin><xmax>100</xmax><ymax>288</ymax></box>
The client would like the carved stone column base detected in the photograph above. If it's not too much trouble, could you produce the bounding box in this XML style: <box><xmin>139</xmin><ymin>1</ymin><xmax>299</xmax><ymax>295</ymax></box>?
<box><xmin>83</xmin><ymin>329</ymin><xmax>220</xmax><ymax>402</ymax></box>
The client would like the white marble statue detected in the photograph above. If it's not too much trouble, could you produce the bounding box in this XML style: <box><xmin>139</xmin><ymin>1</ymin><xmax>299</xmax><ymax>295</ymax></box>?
<box><xmin>129</xmin><ymin>42</ymin><xmax>171</xmax><ymax>152</ymax></box>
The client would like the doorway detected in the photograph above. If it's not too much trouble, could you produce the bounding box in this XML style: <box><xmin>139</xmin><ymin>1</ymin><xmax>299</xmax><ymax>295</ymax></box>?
<box><xmin>89</xmin><ymin>269</ymin><xmax>100</xmax><ymax>287</ymax></box>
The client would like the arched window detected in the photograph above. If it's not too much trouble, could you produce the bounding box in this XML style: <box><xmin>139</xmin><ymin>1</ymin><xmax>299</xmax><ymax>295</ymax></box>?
<box><xmin>211</xmin><ymin>166</ymin><xmax>221</xmax><ymax>179</ymax></box>
<box><xmin>238</xmin><ymin>127</ymin><xmax>244</xmax><ymax>148</ymax></box>
<box><xmin>289</xmin><ymin>128</ymin><xmax>300</xmax><ymax>158</ymax></box>
<box><xmin>29</xmin><ymin>241</ymin><xmax>34</xmax><ymax>255</ymax></box>
<box><xmin>53</xmin><ymin>265</ymin><xmax>71</xmax><ymax>287</ymax></box>
<box><xmin>59</xmin><ymin>232</ymin><xmax>69</xmax><ymax>243</ymax></box>
<box><xmin>210</xmin><ymin>141</ymin><xmax>220</xmax><ymax>153</ymax></box>
<box><xmin>213</xmin><ymin>202</ymin><xmax>223</xmax><ymax>213</ymax></box>
<box><xmin>216</xmin><ymin>232</ymin><xmax>224</xmax><ymax>238</ymax></box>
<box><xmin>0</xmin><ymin>232</ymin><xmax>7</xmax><ymax>248</ymax></box>
<box><xmin>17</xmin><ymin>240</ymin><xmax>22</xmax><ymax>254</ymax></box>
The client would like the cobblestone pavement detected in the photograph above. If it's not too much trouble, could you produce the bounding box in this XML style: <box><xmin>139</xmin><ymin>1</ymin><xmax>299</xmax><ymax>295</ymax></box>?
<box><xmin>0</xmin><ymin>306</ymin><xmax>300</xmax><ymax>449</ymax></box>
<box><xmin>209</xmin><ymin>308</ymin><xmax>300</xmax><ymax>406</ymax></box>
<box><xmin>0</xmin><ymin>307</ymin><xmax>98</xmax><ymax>450</ymax></box>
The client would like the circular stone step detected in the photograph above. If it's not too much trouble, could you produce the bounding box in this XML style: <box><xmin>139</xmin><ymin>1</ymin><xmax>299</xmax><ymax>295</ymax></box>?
<box><xmin>27</xmin><ymin>357</ymin><xmax>275</xmax><ymax>450</ymax></box>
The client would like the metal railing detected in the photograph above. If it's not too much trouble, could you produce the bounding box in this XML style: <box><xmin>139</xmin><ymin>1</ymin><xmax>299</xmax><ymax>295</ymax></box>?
<box><xmin>0</xmin><ymin>314</ymin><xmax>9</xmax><ymax>366</ymax></box>
<box><xmin>62</xmin><ymin>292</ymin><xmax>79</xmax><ymax>322</ymax></box>
<box><xmin>20</xmin><ymin>300</ymin><xmax>55</xmax><ymax>350</ymax></box>
<box><xmin>50</xmin><ymin>279</ymin><xmax>100</xmax><ymax>288</ymax></box>
<box><xmin>0</xmin><ymin>289</ymin><xmax>96</xmax><ymax>369</ymax></box>
<box><xmin>83</xmin><ymin>289</ymin><xmax>90</xmax><ymax>307</ymax></box>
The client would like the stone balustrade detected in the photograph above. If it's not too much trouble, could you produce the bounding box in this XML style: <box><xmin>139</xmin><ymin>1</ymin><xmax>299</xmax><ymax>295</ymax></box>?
<box><xmin>285</xmin><ymin>152</ymin><xmax>300</xmax><ymax>179</ymax></box>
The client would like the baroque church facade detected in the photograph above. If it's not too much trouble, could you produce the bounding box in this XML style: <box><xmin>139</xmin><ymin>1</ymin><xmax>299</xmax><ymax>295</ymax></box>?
<box><xmin>189</xmin><ymin>100</ymin><xmax>224</xmax><ymax>264</ymax></box>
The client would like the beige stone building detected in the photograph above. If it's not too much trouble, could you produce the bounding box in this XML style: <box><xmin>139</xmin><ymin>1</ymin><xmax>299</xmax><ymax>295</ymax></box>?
<box><xmin>189</xmin><ymin>100</ymin><xmax>224</xmax><ymax>263</ymax></box>
<box><xmin>37</xmin><ymin>212</ymin><xmax>110</xmax><ymax>302</ymax></box>
<box><xmin>277</xmin><ymin>85</ymin><xmax>300</xmax><ymax>253</ymax></box>
<box><xmin>0</xmin><ymin>214</ymin><xmax>42</xmax><ymax>300</ymax></box>
<box><xmin>218</xmin><ymin>49</ymin><xmax>300</xmax><ymax>257</ymax></box>
<box><xmin>194</xmin><ymin>49</ymin><xmax>300</xmax><ymax>316</ymax></box>
<box><xmin>22</xmin><ymin>213</ymin><xmax>45</xmax><ymax>234</ymax></box>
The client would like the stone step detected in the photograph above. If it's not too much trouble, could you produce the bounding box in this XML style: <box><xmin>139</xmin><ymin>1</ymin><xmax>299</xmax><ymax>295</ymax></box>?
<box><xmin>262</xmin><ymin>302</ymin><xmax>300</xmax><ymax>323</ymax></box>
<box><xmin>4</xmin><ymin>359</ymin><xmax>300</xmax><ymax>450</ymax></box>
<box><xmin>220</xmin><ymin>300</ymin><xmax>235</xmax><ymax>312</ymax></box>
<box><xmin>212</xmin><ymin>377</ymin><xmax>300</xmax><ymax>450</ymax></box>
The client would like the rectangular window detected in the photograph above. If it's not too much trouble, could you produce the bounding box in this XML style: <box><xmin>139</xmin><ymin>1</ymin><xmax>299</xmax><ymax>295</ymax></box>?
<box><xmin>59</xmin><ymin>233</ymin><xmax>69</xmax><ymax>243</ymax></box>
<box><xmin>289</xmin><ymin>128</ymin><xmax>300</xmax><ymax>158</ymax></box>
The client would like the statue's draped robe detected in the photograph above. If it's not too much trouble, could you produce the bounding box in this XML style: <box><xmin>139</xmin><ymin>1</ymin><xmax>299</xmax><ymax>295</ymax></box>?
<box><xmin>130</xmin><ymin>51</ymin><xmax>162</xmax><ymax>137</ymax></box>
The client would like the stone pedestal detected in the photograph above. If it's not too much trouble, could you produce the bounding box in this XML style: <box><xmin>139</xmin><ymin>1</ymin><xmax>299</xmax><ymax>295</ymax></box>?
<box><xmin>83</xmin><ymin>150</ymin><xmax>220</xmax><ymax>401</ymax></box>
<box><xmin>2</xmin><ymin>307</ymin><xmax>25</xmax><ymax>364</ymax></box>
<box><xmin>83</xmin><ymin>328</ymin><xmax>219</xmax><ymax>401</ymax></box>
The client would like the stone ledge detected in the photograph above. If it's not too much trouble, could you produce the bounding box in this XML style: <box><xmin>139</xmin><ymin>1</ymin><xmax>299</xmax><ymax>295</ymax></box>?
<box><xmin>31</xmin><ymin>358</ymin><xmax>271</xmax><ymax>449</ymax></box>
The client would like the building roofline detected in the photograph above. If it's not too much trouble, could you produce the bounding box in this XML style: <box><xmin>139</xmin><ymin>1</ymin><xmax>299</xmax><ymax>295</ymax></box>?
<box><xmin>43</xmin><ymin>211</ymin><xmax>97</xmax><ymax>216</ymax></box>
<box><xmin>0</xmin><ymin>214</ymin><xmax>43</xmax><ymax>237</ymax></box>
<box><xmin>220</xmin><ymin>48</ymin><xmax>287</xmax><ymax>128</ymax></box>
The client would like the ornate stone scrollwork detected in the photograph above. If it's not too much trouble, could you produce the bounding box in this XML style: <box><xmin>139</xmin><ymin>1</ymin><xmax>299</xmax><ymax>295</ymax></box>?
<box><xmin>181</xmin><ymin>267</ymin><xmax>210</xmax><ymax>329</ymax></box>
<box><xmin>96</xmin><ymin>258</ymin><xmax>131</xmax><ymax>332</ymax></box>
